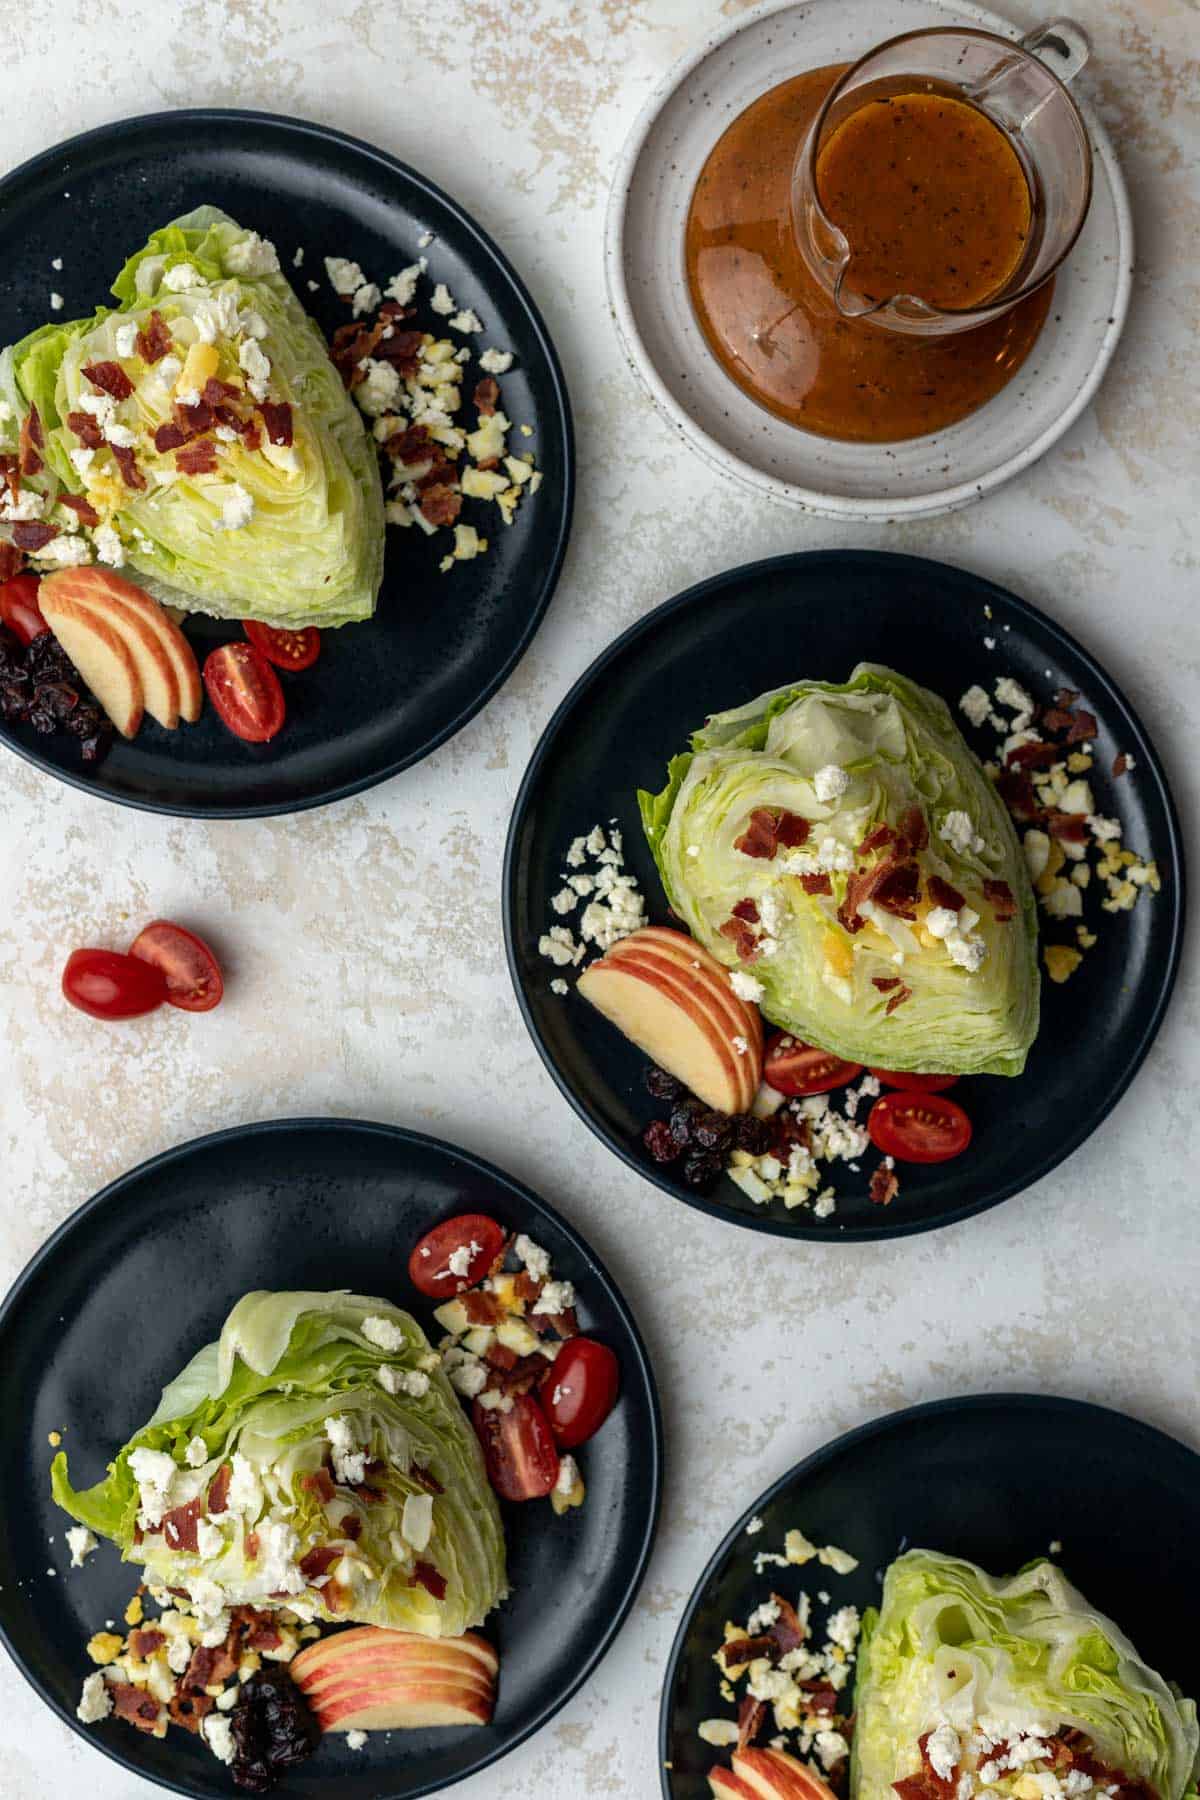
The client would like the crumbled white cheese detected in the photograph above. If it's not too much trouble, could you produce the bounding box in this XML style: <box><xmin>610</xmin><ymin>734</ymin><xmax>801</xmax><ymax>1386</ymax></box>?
<box><xmin>77</xmin><ymin>1671</ymin><xmax>113</xmax><ymax>1724</ymax></box>
<box><xmin>928</xmin><ymin>1724</ymin><xmax>962</xmax><ymax>1780</ymax></box>
<box><xmin>514</xmin><ymin>1235</ymin><xmax>551</xmax><ymax>1281</ymax></box>
<box><xmin>351</xmin><ymin>281</ymin><xmax>382</xmax><ymax>318</ymax></box>
<box><xmin>385</xmin><ymin>263</ymin><xmax>424</xmax><ymax>306</ymax></box>
<box><xmin>66</xmin><ymin>1526</ymin><xmax>98</xmax><ymax>1568</ymax></box>
<box><xmin>533</xmin><ymin>1279</ymin><xmax>575</xmax><ymax>1317</ymax></box>
<box><xmin>129</xmin><ymin>1446</ymin><xmax>179</xmax><ymax>1529</ymax></box>
<box><xmin>114</xmin><ymin>321</ymin><xmax>138</xmax><ymax>358</ymax></box>
<box><xmin>430</xmin><ymin>282</ymin><xmax>456</xmax><ymax>316</ymax></box>
<box><xmin>346</xmin><ymin>1728</ymin><xmax>368</xmax><ymax>1751</ymax></box>
<box><xmin>813</xmin><ymin>763</ymin><xmax>850</xmax><ymax>804</ymax></box>
<box><xmin>362</xmin><ymin>1314</ymin><xmax>406</xmax><ymax>1353</ymax></box>
<box><xmin>50</xmin><ymin>292</ymin><xmax>64</xmax><ymax>311</ymax></box>
<box><xmin>218</xmin><ymin>484</ymin><xmax>255</xmax><ymax>532</ymax></box>
<box><xmin>91</xmin><ymin>522</ymin><xmax>125</xmax><ymax>567</ymax></box>
<box><xmin>223</xmin><ymin>233</ymin><xmax>280</xmax><ymax>276</ymax></box>
<box><xmin>163</xmin><ymin>262</ymin><xmax>202</xmax><ymax>292</ymax></box>
<box><xmin>203</xmin><ymin>1713</ymin><xmax>236</xmax><ymax>1764</ymax></box>
<box><xmin>479</xmin><ymin>347</ymin><xmax>514</xmax><ymax>374</ymax></box>
<box><xmin>730</xmin><ymin>970</ymin><xmax>765</xmax><ymax>1004</ymax></box>
<box><xmin>939</xmin><ymin>809</ymin><xmax>985</xmax><ymax>858</ymax></box>
<box><xmin>325</xmin><ymin>1415</ymin><xmax>367</xmax><ymax>1487</ymax></box>
<box><xmin>959</xmin><ymin>684</ymin><xmax>992</xmax><ymax>728</ymax></box>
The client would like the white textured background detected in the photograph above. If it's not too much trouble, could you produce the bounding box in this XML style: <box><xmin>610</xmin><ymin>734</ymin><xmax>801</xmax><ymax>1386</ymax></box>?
<box><xmin>1</xmin><ymin>1</ymin><xmax>1198</xmax><ymax>1795</ymax></box>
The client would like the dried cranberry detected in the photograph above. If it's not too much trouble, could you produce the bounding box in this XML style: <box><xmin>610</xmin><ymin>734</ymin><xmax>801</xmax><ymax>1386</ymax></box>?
<box><xmin>682</xmin><ymin>1148</ymin><xmax>724</xmax><ymax>1189</ymax></box>
<box><xmin>732</xmin><ymin>1114</ymin><xmax>772</xmax><ymax>1155</ymax></box>
<box><xmin>644</xmin><ymin>1065</ymin><xmax>684</xmax><ymax>1101</ymax></box>
<box><xmin>692</xmin><ymin>1108</ymin><xmax>734</xmax><ymax>1150</ymax></box>
<box><xmin>643</xmin><ymin>1119</ymin><xmax>680</xmax><ymax>1163</ymax></box>
<box><xmin>229</xmin><ymin>1667</ymin><xmax>320</xmax><ymax>1792</ymax></box>
<box><xmin>669</xmin><ymin>1100</ymin><xmax>700</xmax><ymax>1147</ymax></box>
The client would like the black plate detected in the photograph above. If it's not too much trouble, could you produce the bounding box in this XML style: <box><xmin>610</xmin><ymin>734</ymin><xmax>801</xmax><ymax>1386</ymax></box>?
<box><xmin>504</xmin><ymin>551</ymin><xmax>1184</xmax><ymax>1241</ymax></box>
<box><xmin>661</xmin><ymin>1394</ymin><xmax>1200</xmax><ymax>1799</ymax></box>
<box><xmin>0</xmin><ymin>1119</ymin><xmax>660</xmax><ymax>1798</ymax></box>
<box><xmin>0</xmin><ymin>110</ymin><xmax>573</xmax><ymax>816</ymax></box>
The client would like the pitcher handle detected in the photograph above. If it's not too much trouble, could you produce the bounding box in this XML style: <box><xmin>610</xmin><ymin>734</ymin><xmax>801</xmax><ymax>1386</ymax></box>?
<box><xmin>1020</xmin><ymin>18</ymin><xmax>1090</xmax><ymax>87</ymax></box>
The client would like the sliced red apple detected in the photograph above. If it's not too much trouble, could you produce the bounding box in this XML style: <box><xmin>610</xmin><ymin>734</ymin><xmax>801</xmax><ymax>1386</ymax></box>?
<box><xmin>36</xmin><ymin>590</ymin><xmax>143</xmax><ymax>738</ymax></box>
<box><xmin>709</xmin><ymin>1768</ymin><xmax>761</xmax><ymax>1798</ymax></box>
<box><xmin>290</xmin><ymin>1626</ymin><xmax>497</xmax><ymax>1733</ymax></box>
<box><xmin>609</xmin><ymin>926</ymin><xmax>764</xmax><ymax>1055</ymax></box>
<box><xmin>602</xmin><ymin>946</ymin><xmax>759</xmax><ymax>1112</ymax></box>
<box><xmin>40</xmin><ymin>567</ymin><xmax>201</xmax><ymax>724</ymax></box>
<box><xmin>732</xmin><ymin>1748</ymin><xmax>842</xmax><ymax>1800</ymax></box>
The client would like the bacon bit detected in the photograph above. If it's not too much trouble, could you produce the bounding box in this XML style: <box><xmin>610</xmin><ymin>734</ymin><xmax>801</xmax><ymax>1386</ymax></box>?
<box><xmin>476</xmin><ymin>456</ymin><xmax>500</xmax><ymax>472</ymax></box>
<box><xmin>474</xmin><ymin>376</ymin><xmax>500</xmax><ymax>416</ymax></box>
<box><xmin>870</xmin><ymin>1163</ymin><xmax>900</xmax><ymax>1206</ymax></box>
<box><xmin>1006</xmin><ymin>741</ymin><xmax>1060</xmax><ymax>770</ymax></box>
<box><xmin>128</xmin><ymin>1628</ymin><xmax>167</xmax><ymax>1659</ymax></box>
<box><xmin>800</xmin><ymin>1681</ymin><xmax>840</xmax><ymax>1714</ymax></box>
<box><xmin>996</xmin><ymin>768</ymin><xmax>1041</xmax><ymax>822</ymax></box>
<box><xmin>340</xmin><ymin>1514</ymin><xmax>363</xmax><ymax>1541</ymax></box>
<box><xmin>184</xmin><ymin>1641</ymin><xmax>238</xmax><ymax>1693</ymax></box>
<box><xmin>83</xmin><ymin>360</ymin><xmax>134</xmax><ymax>401</ymax></box>
<box><xmin>775</xmin><ymin>811</ymin><xmax>811</xmax><ymax>849</ymax></box>
<box><xmin>719</xmin><ymin>1635</ymin><xmax>776</xmax><ymax>1668</ymax></box>
<box><xmin>797</xmin><ymin>872</ymin><xmax>833</xmax><ymax>895</ymax></box>
<box><xmin>329</xmin><ymin>319</ymin><xmax>385</xmax><ymax>386</ymax></box>
<box><xmin>351</xmin><ymin>1483</ymin><xmax>387</xmax><ymax>1505</ymax></box>
<box><xmin>111</xmin><ymin>443</ymin><xmax>146</xmax><ymax>490</ymax></box>
<box><xmin>385</xmin><ymin>424</ymin><xmax>434</xmax><ymax>466</ymax></box>
<box><xmin>719</xmin><ymin>916</ymin><xmax>761</xmax><ymax>962</ymax></box>
<box><xmin>174</xmin><ymin>398</ymin><xmax>215</xmax><ymax>439</ymax></box>
<box><xmin>207</xmin><ymin>1464</ymin><xmax>232</xmax><ymax>1514</ymax></box>
<box><xmin>984</xmin><ymin>878</ymin><xmax>1015</xmax><ymax>921</ymax></box>
<box><xmin>66</xmin><ymin>409</ymin><xmax>103</xmax><ymax>451</ymax></box>
<box><xmin>1066</xmin><ymin>708</ymin><xmax>1098</xmax><ymax>745</ymax></box>
<box><xmin>201</xmin><ymin>376</ymin><xmax>240</xmax><ymax>407</ymax></box>
<box><xmin>858</xmin><ymin>823</ymin><xmax>897</xmax><ymax>855</ymax></box>
<box><xmin>509</xmin><ymin>1269</ymin><xmax>541</xmax><ymax>1307</ymax></box>
<box><xmin>169</xmin><ymin>1690</ymin><xmax>215</xmax><ymax>1734</ymax></box>
<box><xmin>886</xmin><ymin>984</ymin><xmax>913</xmax><ymax>1015</ymax></box>
<box><xmin>873</xmin><ymin>861</ymin><xmax>920</xmax><ymax>918</ymax></box>
<box><xmin>175</xmin><ymin>439</ymin><xmax>219</xmax><ymax>475</ymax></box>
<box><xmin>0</xmin><ymin>543</ymin><xmax>24</xmax><ymax>582</ymax></box>
<box><xmin>418</xmin><ymin>482</ymin><xmax>462</xmax><ymax>528</ymax></box>
<box><xmin>259</xmin><ymin>400</ymin><xmax>294</xmax><ymax>446</ymax></box>
<box><xmin>772</xmin><ymin>1112</ymin><xmax>812</xmax><ymax>1157</ymax></box>
<box><xmin>927</xmin><ymin>874</ymin><xmax>964</xmax><ymax>912</ymax></box>
<box><xmin>1054</xmin><ymin>687</ymin><xmax>1080</xmax><ymax>709</ymax></box>
<box><xmin>300</xmin><ymin>1467</ymin><xmax>335</xmax><ymax>1503</ymax></box>
<box><xmin>734</xmin><ymin>807</ymin><xmax>782</xmax><ymax>860</ymax></box>
<box><xmin>410</xmin><ymin>1465</ymin><xmax>444</xmax><ymax>1495</ymax></box>
<box><xmin>378</xmin><ymin>299</ymin><xmax>413</xmax><ymax>322</ymax></box>
<box><xmin>872</xmin><ymin>976</ymin><xmax>901</xmax><ymax>992</ymax></box>
<box><xmin>1041</xmin><ymin>706</ymin><xmax>1075</xmax><ymax>734</ymax></box>
<box><xmin>245</xmin><ymin>1530</ymin><xmax>260</xmax><ymax>1560</ymax></box>
<box><xmin>212</xmin><ymin>404</ymin><xmax>255</xmax><ymax>441</ymax></box>
<box><xmin>135</xmin><ymin>311</ymin><xmax>173</xmax><ymax>364</ymax></box>
<box><xmin>492</xmin><ymin>1351</ymin><xmax>555</xmax><ymax>1397</ymax></box>
<box><xmin>11</xmin><ymin>521</ymin><xmax>58</xmax><ymax>551</ymax></box>
<box><xmin>162</xmin><ymin>1496</ymin><xmax>205</xmax><ymax>1553</ymax></box>
<box><xmin>18</xmin><ymin>406</ymin><xmax>44</xmax><ymax>477</ymax></box>
<box><xmin>374</xmin><ymin>328</ymin><xmax>424</xmax><ymax>370</ymax></box>
<box><xmin>767</xmin><ymin>1595</ymin><xmax>807</xmax><ymax>1656</ymax></box>
<box><xmin>58</xmin><ymin>492</ymin><xmax>101</xmax><ymax>527</ymax></box>
<box><xmin>111</xmin><ymin>1684</ymin><xmax>163</xmax><ymax>1732</ymax></box>
<box><xmin>528</xmin><ymin>1305</ymin><xmax>578</xmax><ymax>1340</ymax></box>
<box><xmin>1112</xmin><ymin>753</ymin><xmax>1130</xmax><ymax>778</ymax></box>
<box><xmin>460</xmin><ymin>1289</ymin><xmax>505</xmax><ymax>1326</ymax></box>
<box><xmin>0</xmin><ymin>452</ymin><xmax>19</xmax><ymax>503</ymax></box>
<box><xmin>484</xmin><ymin>1340</ymin><xmax>520</xmax><ymax>1372</ymax></box>
<box><xmin>738</xmin><ymin>1695</ymin><xmax>767</xmax><ymax>1752</ymax></box>
<box><xmin>298</xmin><ymin>1542</ymin><xmax>341</xmax><ymax>1580</ymax></box>
<box><xmin>731</xmin><ymin>898</ymin><xmax>760</xmax><ymax>924</ymax></box>
<box><xmin>244</xmin><ymin>1617</ymin><xmax>283</xmax><ymax>1652</ymax></box>
<box><xmin>410</xmin><ymin>1560</ymin><xmax>447</xmax><ymax>1600</ymax></box>
<box><xmin>1046</xmin><ymin>811</ymin><xmax>1088</xmax><ymax>843</ymax></box>
<box><xmin>900</xmin><ymin>806</ymin><xmax>929</xmax><ymax>852</ymax></box>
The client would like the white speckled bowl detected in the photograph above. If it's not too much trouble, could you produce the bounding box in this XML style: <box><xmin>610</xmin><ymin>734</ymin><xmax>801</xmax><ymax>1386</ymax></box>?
<box><xmin>605</xmin><ymin>0</ymin><xmax>1133</xmax><ymax>519</ymax></box>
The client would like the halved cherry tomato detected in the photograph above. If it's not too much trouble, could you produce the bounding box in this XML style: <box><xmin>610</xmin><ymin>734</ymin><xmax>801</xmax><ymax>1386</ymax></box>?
<box><xmin>408</xmin><ymin>1214</ymin><xmax>507</xmax><ymax>1299</ymax></box>
<box><xmin>540</xmin><ymin>1337</ymin><xmax>619</xmax><ymax>1450</ymax></box>
<box><xmin>62</xmin><ymin>948</ymin><xmax>167</xmax><ymax>1020</ymax></box>
<box><xmin>203</xmin><ymin>642</ymin><xmax>285</xmax><ymax>743</ymax></box>
<box><xmin>0</xmin><ymin>573</ymin><xmax>48</xmax><ymax>645</ymax></box>
<box><xmin>868</xmin><ymin>1068</ymin><xmax>959</xmax><ymax>1094</ymax></box>
<box><xmin>243</xmin><ymin>620</ymin><xmax>321</xmax><ymax>672</ymax></box>
<box><xmin>868</xmin><ymin>1091</ymin><xmax>972</xmax><ymax>1164</ymax></box>
<box><xmin>129</xmin><ymin>921</ymin><xmax>224</xmax><ymax>1013</ymax></box>
<box><xmin>472</xmin><ymin>1393</ymin><xmax>560</xmax><ymax>1502</ymax></box>
<box><xmin>764</xmin><ymin>1032</ymin><xmax>863</xmax><ymax>1097</ymax></box>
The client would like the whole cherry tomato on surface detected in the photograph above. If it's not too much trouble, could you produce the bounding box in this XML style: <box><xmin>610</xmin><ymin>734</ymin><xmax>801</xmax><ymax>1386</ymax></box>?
<box><xmin>764</xmin><ymin>1032</ymin><xmax>862</xmax><ymax>1097</ymax></box>
<box><xmin>62</xmin><ymin>949</ymin><xmax>167</xmax><ymax>1020</ymax></box>
<box><xmin>472</xmin><ymin>1393</ymin><xmax>560</xmax><ymax>1502</ymax></box>
<box><xmin>408</xmin><ymin>1215</ymin><xmax>506</xmax><ymax>1299</ymax></box>
<box><xmin>540</xmin><ymin>1337</ymin><xmax>620</xmax><ymax>1449</ymax></box>
<box><xmin>129</xmin><ymin>921</ymin><xmax>223</xmax><ymax>1013</ymax></box>
<box><xmin>868</xmin><ymin>1068</ymin><xmax>959</xmax><ymax>1094</ymax></box>
<box><xmin>203</xmin><ymin>642</ymin><xmax>285</xmax><ymax>743</ymax></box>
<box><xmin>867</xmin><ymin>1091</ymin><xmax>972</xmax><ymax>1164</ymax></box>
<box><xmin>0</xmin><ymin>573</ymin><xmax>48</xmax><ymax>645</ymax></box>
<box><xmin>243</xmin><ymin>620</ymin><xmax>321</xmax><ymax>672</ymax></box>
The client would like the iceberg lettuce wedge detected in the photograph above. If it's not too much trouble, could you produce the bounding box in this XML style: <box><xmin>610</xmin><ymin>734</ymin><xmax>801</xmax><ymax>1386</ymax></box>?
<box><xmin>1</xmin><ymin>206</ymin><xmax>383</xmax><ymax>627</ymax></box>
<box><xmin>51</xmin><ymin>1291</ymin><xmax>506</xmax><ymax>1639</ymax></box>
<box><xmin>853</xmin><ymin>1550</ymin><xmax>1199</xmax><ymax>1800</ymax></box>
<box><xmin>638</xmin><ymin>664</ymin><xmax>1040</xmax><ymax>1076</ymax></box>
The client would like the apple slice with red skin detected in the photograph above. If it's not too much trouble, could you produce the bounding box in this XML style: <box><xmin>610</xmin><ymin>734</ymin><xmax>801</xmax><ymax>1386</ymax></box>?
<box><xmin>600</xmin><ymin>946</ymin><xmax>758</xmax><ymax>1114</ymax></box>
<box><xmin>35</xmin><ymin>589</ymin><xmax>143</xmax><ymax>737</ymax></box>
<box><xmin>290</xmin><ymin>1627</ymin><xmax>497</xmax><ymax>1732</ymax></box>
<box><xmin>732</xmin><ymin>1747</ymin><xmax>842</xmax><ymax>1800</ymax></box>
<box><xmin>579</xmin><ymin>949</ymin><xmax>752</xmax><ymax>1114</ymax></box>
<box><xmin>40</xmin><ymin>567</ymin><xmax>201</xmax><ymax>724</ymax></box>
<box><xmin>709</xmin><ymin>1766</ymin><xmax>761</xmax><ymax>1798</ymax></box>
<box><xmin>599</xmin><ymin>926</ymin><xmax>763</xmax><ymax>1108</ymax></box>
<box><xmin>610</xmin><ymin>925</ymin><xmax>764</xmax><ymax>1055</ymax></box>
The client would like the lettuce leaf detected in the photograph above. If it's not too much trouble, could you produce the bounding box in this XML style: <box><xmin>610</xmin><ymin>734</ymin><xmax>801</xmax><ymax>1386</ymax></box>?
<box><xmin>637</xmin><ymin>663</ymin><xmax>1040</xmax><ymax>1077</ymax></box>
<box><xmin>51</xmin><ymin>1291</ymin><xmax>506</xmax><ymax>1640</ymax></box>
<box><xmin>852</xmin><ymin>1550</ymin><xmax>1200</xmax><ymax>1800</ymax></box>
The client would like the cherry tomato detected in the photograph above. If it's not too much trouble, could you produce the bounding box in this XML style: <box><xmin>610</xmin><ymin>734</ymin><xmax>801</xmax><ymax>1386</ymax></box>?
<box><xmin>764</xmin><ymin>1032</ymin><xmax>863</xmax><ymax>1097</ymax></box>
<box><xmin>472</xmin><ymin>1393</ymin><xmax>560</xmax><ymax>1502</ymax></box>
<box><xmin>203</xmin><ymin>642</ymin><xmax>286</xmax><ymax>743</ymax></box>
<box><xmin>0</xmin><ymin>573</ymin><xmax>48</xmax><ymax>645</ymax></box>
<box><xmin>129</xmin><ymin>921</ymin><xmax>224</xmax><ymax>1013</ymax></box>
<box><xmin>867</xmin><ymin>1091</ymin><xmax>972</xmax><ymax>1164</ymax></box>
<box><xmin>62</xmin><ymin>948</ymin><xmax>168</xmax><ymax>1020</ymax></box>
<box><xmin>868</xmin><ymin>1068</ymin><xmax>959</xmax><ymax>1094</ymax></box>
<box><xmin>243</xmin><ymin>620</ymin><xmax>321</xmax><ymax>672</ymax></box>
<box><xmin>408</xmin><ymin>1214</ymin><xmax>507</xmax><ymax>1299</ymax></box>
<box><xmin>540</xmin><ymin>1337</ymin><xmax>620</xmax><ymax>1449</ymax></box>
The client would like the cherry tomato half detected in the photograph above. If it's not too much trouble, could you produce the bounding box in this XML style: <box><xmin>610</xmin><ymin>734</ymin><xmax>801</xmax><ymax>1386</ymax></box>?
<box><xmin>868</xmin><ymin>1068</ymin><xmax>959</xmax><ymax>1094</ymax></box>
<box><xmin>129</xmin><ymin>921</ymin><xmax>224</xmax><ymax>1013</ymax></box>
<box><xmin>243</xmin><ymin>620</ymin><xmax>321</xmax><ymax>672</ymax></box>
<box><xmin>0</xmin><ymin>573</ymin><xmax>48</xmax><ymax>645</ymax></box>
<box><xmin>540</xmin><ymin>1337</ymin><xmax>620</xmax><ymax>1450</ymax></box>
<box><xmin>203</xmin><ymin>642</ymin><xmax>286</xmax><ymax>743</ymax></box>
<box><xmin>62</xmin><ymin>948</ymin><xmax>167</xmax><ymax>1020</ymax></box>
<box><xmin>408</xmin><ymin>1214</ymin><xmax>507</xmax><ymax>1299</ymax></box>
<box><xmin>472</xmin><ymin>1392</ymin><xmax>560</xmax><ymax>1502</ymax></box>
<box><xmin>867</xmin><ymin>1091</ymin><xmax>972</xmax><ymax>1164</ymax></box>
<box><xmin>764</xmin><ymin>1032</ymin><xmax>863</xmax><ymax>1097</ymax></box>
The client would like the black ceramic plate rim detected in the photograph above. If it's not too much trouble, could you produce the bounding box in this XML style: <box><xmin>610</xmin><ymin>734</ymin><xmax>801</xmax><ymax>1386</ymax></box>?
<box><xmin>0</xmin><ymin>108</ymin><xmax>575</xmax><ymax>819</ymax></box>
<box><xmin>656</xmin><ymin>1392</ymin><xmax>1200</xmax><ymax>1797</ymax></box>
<box><xmin>0</xmin><ymin>1117</ymin><xmax>662</xmax><ymax>1800</ymax></box>
<box><xmin>502</xmin><ymin>550</ymin><xmax>1186</xmax><ymax>1242</ymax></box>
